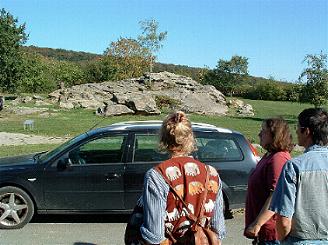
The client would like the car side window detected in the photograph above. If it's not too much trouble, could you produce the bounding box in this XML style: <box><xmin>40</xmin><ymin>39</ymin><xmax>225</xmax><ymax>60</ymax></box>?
<box><xmin>195</xmin><ymin>134</ymin><xmax>242</xmax><ymax>161</ymax></box>
<box><xmin>133</xmin><ymin>134</ymin><xmax>168</xmax><ymax>162</ymax></box>
<box><xmin>69</xmin><ymin>135</ymin><xmax>127</xmax><ymax>165</ymax></box>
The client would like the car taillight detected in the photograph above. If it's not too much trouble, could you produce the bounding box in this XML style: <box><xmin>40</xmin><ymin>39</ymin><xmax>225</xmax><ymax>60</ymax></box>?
<box><xmin>247</xmin><ymin>140</ymin><xmax>261</xmax><ymax>163</ymax></box>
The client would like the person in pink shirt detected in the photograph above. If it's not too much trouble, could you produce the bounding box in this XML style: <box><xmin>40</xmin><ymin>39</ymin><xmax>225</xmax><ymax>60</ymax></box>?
<box><xmin>244</xmin><ymin>118</ymin><xmax>293</xmax><ymax>245</ymax></box>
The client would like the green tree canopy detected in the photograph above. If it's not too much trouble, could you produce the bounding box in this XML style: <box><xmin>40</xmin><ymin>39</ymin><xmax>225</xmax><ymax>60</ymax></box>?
<box><xmin>202</xmin><ymin>55</ymin><xmax>248</xmax><ymax>96</ymax></box>
<box><xmin>19</xmin><ymin>52</ymin><xmax>56</xmax><ymax>92</ymax></box>
<box><xmin>83</xmin><ymin>57</ymin><xmax>117</xmax><ymax>83</ymax></box>
<box><xmin>104</xmin><ymin>37</ymin><xmax>150</xmax><ymax>80</ymax></box>
<box><xmin>299</xmin><ymin>52</ymin><xmax>328</xmax><ymax>107</ymax></box>
<box><xmin>138</xmin><ymin>19</ymin><xmax>167</xmax><ymax>73</ymax></box>
<box><xmin>0</xmin><ymin>8</ymin><xmax>27</xmax><ymax>92</ymax></box>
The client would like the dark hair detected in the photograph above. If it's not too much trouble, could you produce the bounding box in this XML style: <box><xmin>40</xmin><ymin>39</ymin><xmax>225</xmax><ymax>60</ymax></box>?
<box><xmin>159</xmin><ymin>111</ymin><xmax>196</xmax><ymax>154</ymax></box>
<box><xmin>298</xmin><ymin>108</ymin><xmax>328</xmax><ymax>146</ymax></box>
<box><xmin>263</xmin><ymin>117</ymin><xmax>294</xmax><ymax>152</ymax></box>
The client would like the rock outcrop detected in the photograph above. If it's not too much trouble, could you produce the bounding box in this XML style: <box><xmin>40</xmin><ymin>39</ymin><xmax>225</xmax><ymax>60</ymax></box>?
<box><xmin>227</xmin><ymin>99</ymin><xmax>255</xmax><ymax>116</ymax></box>
<box><xmin>48</xmin><ymin>71</ymin><xmax>228</xmax><ymax>116</ymax></box>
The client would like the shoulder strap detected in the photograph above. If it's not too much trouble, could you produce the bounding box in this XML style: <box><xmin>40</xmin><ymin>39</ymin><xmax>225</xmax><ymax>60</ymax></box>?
<box><xmin>198</xmin><ymin>165</ymin><xmax>210</xmax><ymax>222</ymax></box>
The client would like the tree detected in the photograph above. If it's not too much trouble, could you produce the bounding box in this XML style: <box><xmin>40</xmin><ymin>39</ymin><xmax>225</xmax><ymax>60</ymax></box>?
<box><xmin>19</xmin><ymin>52</ymin><xmax>56</xmax><ymax>92</ymax></box>
<box><xmin>138</xmin><ymin>19</ymin><xmax>167</xmax><ymax>75</ymax></box>
<box><xmin>202</xmin><ymin>55</ymin><xmax>248</xmax><ymax>96</ymax></box>
<box><xmin>51</xmin><ymin>60</ymin><xmax>85</xmax><ymax>87</ymax></box>
<box><xmin>299</xmin><ymin>52</ymin><xmax>328</xmax><ymax>107</ymax></box>
<box><xmin>0</xmin><ymin>8</ymin><xmax>27</xmax><ymax>92</ymax></box>
<box><xmin>104</xmin><ymin>37</ymin><xmax>150</xmax><ymax>80</ymax></box>
<box><xmin>83</xmin><ymin>57</ymin><xmax>117</xmax><ymax>83</ymax></box>
<box><xmin>246</xmin><ymin>82</ymin><xmax>287</xmax><ymax>101</ymax></box>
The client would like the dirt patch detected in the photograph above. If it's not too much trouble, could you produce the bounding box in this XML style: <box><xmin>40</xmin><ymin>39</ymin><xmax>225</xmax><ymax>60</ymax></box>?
<box><xmin>0</xmin><ymin>132</ymin><xmax>68</xmax><ymax>146</ymax></box>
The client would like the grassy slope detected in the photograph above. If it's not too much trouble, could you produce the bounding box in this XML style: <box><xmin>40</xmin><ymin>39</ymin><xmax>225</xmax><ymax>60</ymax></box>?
<box><xmin>0</xmin><ymin>99</ymin><xmax>321</xmax><ymax>157</ymax></box>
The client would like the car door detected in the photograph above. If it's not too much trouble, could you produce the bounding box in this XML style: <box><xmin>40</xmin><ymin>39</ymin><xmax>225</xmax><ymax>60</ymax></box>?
<box><xmin>194</xmin><ymin>131</ymin><xmax>251</xmax><ymax>207</ymax></box>
<box><xmin>124</xmin><ymin>131</ymin><xmax>169</xmax><ymax>210</ymax></box>
<box><xmin>43</xmin><ymin>133</ymin><xmax>127</xmax><ymax>211</ymax></box>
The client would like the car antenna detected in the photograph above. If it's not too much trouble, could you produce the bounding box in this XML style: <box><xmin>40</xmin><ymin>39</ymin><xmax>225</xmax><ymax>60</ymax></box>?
<box><xmin>88</xmin><ymin>112</ymin><xmax>108</xmax><ymax>131</ymax></box>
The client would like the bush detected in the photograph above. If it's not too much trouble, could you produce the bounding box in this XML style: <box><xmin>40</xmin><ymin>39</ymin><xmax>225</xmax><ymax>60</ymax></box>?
<box><xmin>155</xmin><ymin>95</ymin><xmax>181</xmax><ymax>110</ymax></box>
<box><xmin>18</xmin><ymin>52</ymin><xmax>57</xmax><ymax>92</ymax></box>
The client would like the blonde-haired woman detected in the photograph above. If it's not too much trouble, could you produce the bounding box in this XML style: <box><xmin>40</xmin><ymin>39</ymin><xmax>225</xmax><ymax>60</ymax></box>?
<box><xmin>139</xmin><ymin>111</ymin><xmax>226</xmax><ymax>244</ymax></box>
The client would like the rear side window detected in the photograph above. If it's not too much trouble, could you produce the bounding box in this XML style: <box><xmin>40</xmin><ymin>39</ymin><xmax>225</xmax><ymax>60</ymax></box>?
<box><xmin>195</xmin><ymin>133</ymin><xmax>243</xmax><ymax>162</ymax></box>
<box><xmin>133</xmin><ymin>134</ymin><xmax>169</xmax><ymax>162</ymax></box>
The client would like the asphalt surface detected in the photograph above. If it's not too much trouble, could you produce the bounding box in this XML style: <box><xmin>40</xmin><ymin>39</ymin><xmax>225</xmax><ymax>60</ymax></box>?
<box><xmin>0</xmin><ymin>211</ymin><xmax>251</xmax><ymax>245</ymax></box>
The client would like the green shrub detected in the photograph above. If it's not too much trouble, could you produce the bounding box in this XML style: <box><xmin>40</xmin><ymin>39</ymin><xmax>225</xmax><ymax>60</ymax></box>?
<box><xmin>155</xmin><ymin>95</ymin><xmax>181</xmax><ymax>109</ymax></box>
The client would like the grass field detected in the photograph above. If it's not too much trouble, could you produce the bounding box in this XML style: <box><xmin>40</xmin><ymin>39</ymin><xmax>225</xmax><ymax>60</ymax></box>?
<box><xmin>0</xmin><ymin>98</ymin><xmax>324</xmax><ymax>157</ymax></box>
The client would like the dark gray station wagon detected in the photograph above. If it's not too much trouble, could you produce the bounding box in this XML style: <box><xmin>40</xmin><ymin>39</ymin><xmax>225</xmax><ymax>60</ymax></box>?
<box><xmin>0</xmin><ymin>121</ymin><xmax>259</xmax><ymax>229</ymax></box>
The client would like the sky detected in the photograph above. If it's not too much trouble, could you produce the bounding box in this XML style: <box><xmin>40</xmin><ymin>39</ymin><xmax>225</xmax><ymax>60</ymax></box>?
<box><xmin>1</xmin><ymin>0</ymin><xmax>327</xmax><ymax>82</ymax></box>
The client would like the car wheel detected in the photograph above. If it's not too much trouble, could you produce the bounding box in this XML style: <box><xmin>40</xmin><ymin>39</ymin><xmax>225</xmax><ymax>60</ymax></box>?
<box><xmin>223</xmin><ymin>193</ymin><xmax>233</xmax><ymax>219</ymax></box>
<box><xmin>0</xmin><ymin>186</ymin><xmax>34</xmax><ymax>229</ymax></box>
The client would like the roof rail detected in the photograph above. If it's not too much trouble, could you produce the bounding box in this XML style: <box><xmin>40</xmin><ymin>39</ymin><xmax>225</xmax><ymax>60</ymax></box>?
<box><xmin>111</xmin><ymin>120</ymin><xmax>162</xmax><ymax>126</ymax></box>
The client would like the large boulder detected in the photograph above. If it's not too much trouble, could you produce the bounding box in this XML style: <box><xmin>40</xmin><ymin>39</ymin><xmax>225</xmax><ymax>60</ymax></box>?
<box><xmin>227</xmin><ymin>99</ymin><xmax>254</xmax><ymax>116</ymax></box>
<box><xmin>102</xmin><ymin>104</ymin><xmax>135</xmax><ymax>116</ymax></box>
<box><xmin>125</xmin><ymin>93</ymin><xmax>160</xmax><ymax>115</ymax></box>
<box><xmin>49</xmin><ymin>72</ymin><xmax>229</xmax><ymax>116</ymax></box>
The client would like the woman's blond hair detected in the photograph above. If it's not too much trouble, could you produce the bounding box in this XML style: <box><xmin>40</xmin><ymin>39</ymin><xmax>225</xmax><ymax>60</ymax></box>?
<box><xmin>159</xmin><ymin>111</ymin><xmax>196</xmax><ymax>154</ymax></box>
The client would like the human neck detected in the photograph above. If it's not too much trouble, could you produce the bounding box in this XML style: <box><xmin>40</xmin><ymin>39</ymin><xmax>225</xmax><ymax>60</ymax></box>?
<box><xmin>171</xmin><ymin>151</ymin><xmax>189</xmax><ymax>158</ymax></box>
<box><xmin>302</xmin><ymin>137</ymin><xmax>314</xmax><ymax>149</ymax></box>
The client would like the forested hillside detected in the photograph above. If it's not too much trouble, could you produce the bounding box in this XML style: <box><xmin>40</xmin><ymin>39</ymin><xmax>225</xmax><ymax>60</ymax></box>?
<box><xmin>22</xmin><ymin>45</ymin><xmax>205</xmax><ymax>81</ymax></box>
<box><xmin>22</xmin><ymin>46</ymin><xmax>102</xmax><ymax>62</ymax></box>
<box><xmin>22</xmin><ymin>45</ymin><xmax>284</xmax><ymax>84</ymax></box>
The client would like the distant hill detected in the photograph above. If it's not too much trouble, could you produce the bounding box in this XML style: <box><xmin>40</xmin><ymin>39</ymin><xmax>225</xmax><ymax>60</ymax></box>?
<box><xmin>22</xmin><ymin>45</ymin><xmax>102</xmax><ymax>62</ymax></box>
<box><xmin>22</xmin><ymin>45</ymin><xmax>290</xmax><ymax>86</ymax></box>
<box><xmin>22</xmin><ymin>45</ymin><xmax>205</xmax><ymax>81</ymax></box>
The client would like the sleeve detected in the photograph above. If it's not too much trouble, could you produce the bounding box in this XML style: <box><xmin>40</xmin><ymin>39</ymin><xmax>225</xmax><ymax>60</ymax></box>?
<box><xmin>140</xmin><ymin>168</ymin><xmax>170</xmax><ymax>244</ymax></box>
<box><xmin>269</xmin><ymin>160</ymin><xmax>297</xmax><ymax>218</ymax></box>
<box><xmin>210</xmin><ymin>177</ymin><xmax>226</xmax><ymax>240</ymax></box>
<box><xmin>266</xmin><ymin>152</ymin><xmax>289</xmax><ymax>192</ymax></box>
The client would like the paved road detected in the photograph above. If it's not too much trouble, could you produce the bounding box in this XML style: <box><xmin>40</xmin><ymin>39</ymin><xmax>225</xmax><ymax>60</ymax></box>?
<box><xmin>0</xmin><ymin>211</ymin><xmax>251</xmax><ymax>245</ymax></box>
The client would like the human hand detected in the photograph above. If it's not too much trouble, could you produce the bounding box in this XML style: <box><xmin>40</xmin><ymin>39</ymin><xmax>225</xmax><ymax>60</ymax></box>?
<box><xmin>244</xmin><ymin>222</ymin><xmax>261</xmax><ymax>239</ymax></box>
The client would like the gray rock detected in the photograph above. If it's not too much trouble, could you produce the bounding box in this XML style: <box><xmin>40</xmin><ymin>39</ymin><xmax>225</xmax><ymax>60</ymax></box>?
<box><xmin>227</xmin><ymin>99</ymin><xmax>244</xmax><ymax>108</ymax></box>
<box><xmin>79</xmin><ymin>100</ymin><xmax>104</xmax><ymax>110</ymax></box>
<box><xmin>126</xmin><ymin>93</ymin><xmax>160</xmax><ymax>115</ymax></box>
<box><xmin>33</xmin><ymin>95</ymin><xmax>44</xmax><ymax>100</ymax></box>
<box><xmin>59</xmin><ymin>101</ymin><xmax>75</xmax><ymax>109</ymax></box>
<box><xmin>101</xmin><ymin>104</ymin><xmax>135</xmax><ymax>116</ymax></box>
<box><xmin>180</xmin><ymin>92</ymin><xmax>227</xmax><ymax>115</ymax></box>
<box><xmin>22</xmin><ymin>96</ymin><xmax>33</xmax><ymax>103</ymax></box>
<box><xmin>237</xmin><ymin>104</ymin><xmax>254</xmax><ymax>116</ymax></box>
<box><xmin>227</xmin><ymin>99</ymin><xmax>255</xmax><ymax>117</ymax></box>
<box><xmin>49</xmin><ymin>72</ymin><xmax>229</xmax><ymax>116</ymax></box>
<box><xmin>7</xmin><ymin>106</ymin><xmax>49</xmax><ymax>115</ymax></box>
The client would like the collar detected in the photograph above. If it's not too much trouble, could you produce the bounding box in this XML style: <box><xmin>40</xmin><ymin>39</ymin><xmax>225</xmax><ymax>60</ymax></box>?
<box><xmin>305</xmin><ymin>144</ymin><xmax>328</xmax><ymax>153</ymax></box>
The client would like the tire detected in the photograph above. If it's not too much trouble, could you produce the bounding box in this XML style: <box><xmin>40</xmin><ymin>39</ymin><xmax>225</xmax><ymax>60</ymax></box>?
<box><xmin>223</xmin><ymin>193</ymin><xmax>233</xmax><ymax>219</ymax></box>
<box><xmin>0</xmin><ymin>186</ymin><xmax>34</xmax><ymax>229</ymax></box>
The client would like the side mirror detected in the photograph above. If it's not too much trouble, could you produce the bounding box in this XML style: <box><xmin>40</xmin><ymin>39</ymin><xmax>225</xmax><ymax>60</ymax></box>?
<box><xmin>57</xmin><ymin>158</ymin><xmax>72</xmax><ymax>171</ymax></box>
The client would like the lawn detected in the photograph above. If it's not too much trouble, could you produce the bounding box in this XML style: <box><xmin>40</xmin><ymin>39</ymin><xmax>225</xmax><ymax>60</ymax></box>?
<box><xmin>0</xmin><ymin>98</ymin><xmax>323</xmax><ymax>157</ymax></box>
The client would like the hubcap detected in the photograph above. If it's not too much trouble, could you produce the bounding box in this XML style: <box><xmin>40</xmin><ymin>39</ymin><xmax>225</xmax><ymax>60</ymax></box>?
<box><xmin>0</xmin><ymin>192</ymin><xmax>28</xmax><ymax>227</ymax></box>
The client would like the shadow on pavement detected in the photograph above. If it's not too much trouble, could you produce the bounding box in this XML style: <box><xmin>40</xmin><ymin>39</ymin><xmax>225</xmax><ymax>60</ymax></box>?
<box><xmin>73</xmin><ymin>243</ymin><xmax>97</xmax><ymax>245</ymax></box>
<box><xmin>31</xmin><ymin>213</ymin><xmax>130</xmax><ymax>224</ymax></box>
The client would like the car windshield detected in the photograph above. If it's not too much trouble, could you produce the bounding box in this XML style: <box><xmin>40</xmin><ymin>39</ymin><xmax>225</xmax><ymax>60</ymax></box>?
<box><xmin>39</xmin><ymin>133</ymin><xmax>88</xmax><ymax>162</ymax></box>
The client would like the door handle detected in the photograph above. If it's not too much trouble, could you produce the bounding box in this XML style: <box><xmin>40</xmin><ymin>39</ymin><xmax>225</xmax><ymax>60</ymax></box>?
<box><xmin>105</xmin><ymin>173</ymin><xmax>121</xmax><ymax>180</ymax></box>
